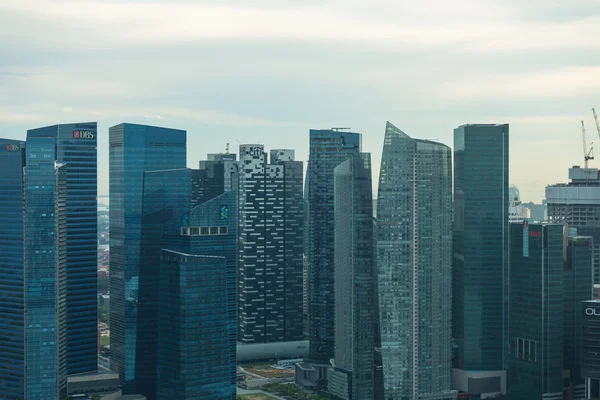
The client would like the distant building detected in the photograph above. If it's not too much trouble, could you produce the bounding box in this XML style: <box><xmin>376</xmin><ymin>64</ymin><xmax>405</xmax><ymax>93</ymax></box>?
<box><xmin>453</xmin><ymin>124</ymin><xmax>509</xmax><ymax>397</ymax></box>
<box><xmin>377</xmin><ymin>122</ymin><xmax>456</xmax><ymax>400</ymax></box>
<box><xmin>547</xmin><ymin>166</ymin><xmax>600</xmax><ymax>283</ymax></box>
<box><xmin>509</xmin><ymin>223</ymin><xmax>593</xmax><ymax>399</ymax></box>
<box><xmin>109</xmin><ymin>123</ymin><xmax>186</xmax><ymax>393</ymax></box>
<box><xmin>28</xmin><ymin>122</ymin><xmax>98</xmax><ymax>375</ymax></box>
<box><xmin>581</xmin><ymin>300</ymin><xmax>600</xmax><ymax>399</ymax></box>
<box><xmin>191</xmin><ymin>153</ymin><xmax>237</xmax><ymax>208</ymax></box>
<box><xmin>157</xmin><ymin>251</ymin><xmax>231</xmax><ymax>400</ymax></box>
<box><xmin>24</xmin><ymin>137</ymin><xmax>68</xmax><ymax>400</ymax></box>
<box><xmin>305</xmin><ymin>129</ymin><xmax>361</xmax><ymax>388</ymax></box>
<box><xmin>329</xmin><ymin>153</ymin><xmax>376</xmax><ymax>400</ymax></box>
<box><xmin>508</xmin><ymin>186</ymin><xmax>530</xmax><ymax>223</ymax></box>
<box><xmin>0</xmin><ymin>138</ymin><xmax>26</xmax><ymax>399</ymax></box>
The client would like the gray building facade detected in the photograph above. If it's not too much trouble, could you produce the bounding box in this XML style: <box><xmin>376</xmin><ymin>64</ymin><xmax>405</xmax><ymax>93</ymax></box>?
<box><xmin>329</xmin><ymin>153</ymin><xmax>376</xmax><ymax>400</ymax></box>
<box><xmin>236</xmin><ymin>145</ymin><xmax>304</xmax><ymax>344</ymax></box>
<box><xmin>377</xmin><ymin>122</ymin><xmax>456</xmax><ymax>400</ymax></box>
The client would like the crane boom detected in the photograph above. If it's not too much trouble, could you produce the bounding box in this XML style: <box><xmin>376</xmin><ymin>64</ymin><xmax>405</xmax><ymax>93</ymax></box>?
<box><xmin>582</xmin><ymin>120</ymin><xmax>594</xmax><ymax>168</ymax></box>
<box><xmin>593</xmin><ymin>108</ymin><xmax>600</xmax><ymax>141</ymax></box>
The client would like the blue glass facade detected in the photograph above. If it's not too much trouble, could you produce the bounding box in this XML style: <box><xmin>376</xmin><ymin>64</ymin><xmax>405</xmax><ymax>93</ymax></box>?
<box><xmin>307</xmin><ymin>129</ymin><xmax>361</xmax><ymax>365</ymax></box>
<box><xmin>0</xmin><ymin>139</ymin><xmax>26</xmax><ymax>400</ymax></box>
<box><xmin>158</xmin><ymin>251</ymin><xmax>230</xmax><ymax>399</ymax></box>
<box><xmin>162</xmin><ymin>190</ymin><xmax>238</xmax><ymax>399</ymax></box>
<box><xmin>27</xmin><ymin>123</ymin><xmax>98</xmax><ymax>375</ymax></box>
<box><xmin>509</xmin><ymin>223</ymin><xmax>564</xmax><ymax>400</ymax></box>
<box><xmin>452</xmin><ymin>124</ymin><xmax>509</xmax><ymax>395</ymax></box>
<box><xmin>24</xmin><ymin>138</ymin><xmax>67</xmax><ymax>400</ymax></box>
<box><xmin>136</xmin><ymin>168</ymin><xmax>191</xmax><ymax>400</ymax></box>
<box><xmin>109</xmin><ymin>123</ymin><xmax>186</xmax><ymax>391</ymax></box>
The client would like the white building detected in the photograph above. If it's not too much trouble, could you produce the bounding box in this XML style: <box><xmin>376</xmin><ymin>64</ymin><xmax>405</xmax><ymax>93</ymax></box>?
<box><xmin>508</xmin><ymin>186</ymin><xmax>531</xmax><ymax>224</ymax></box>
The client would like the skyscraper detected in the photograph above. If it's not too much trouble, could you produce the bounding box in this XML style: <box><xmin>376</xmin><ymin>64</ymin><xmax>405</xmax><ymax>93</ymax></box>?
<box><xmin>192</xmin><ymin>153</ymin><xmax>237</xmax><ymax>208</ymax></box>
<box><xmin>24</xmin><ymin>137</ymin><xmax>67</xmax><ymax>400</ymax></box>
<box><xmin>307</xmin><ymin>129</ymin><xmax>361</xmax><ymax>383</ymax></box>
<box><xmin>109</xmin><ymin>123</ymin><xmax>186</xmax><ymax>392</ymax></box>
<box><xmin>27</xmin><ymin>123</ymin><xmax>98</xmax><ymax>375</ymax></box>
<box><xmin>157</xmin><ymin>251</ymin><xmax>231</xmax><ymax>400</ymax></box>
<box><xmin>509</xmin><ymin>223</ymin><xmax>564</xmax><ymax>400</ymax></box>
<box><xmin>162</xmin><ymin>190</ymin><xmax>238</xmax><ymax>399</ymax></box>
<box><xmin>546</xmin><ymin>166</ymin><xmax>600</xmax><ymax>283</ymax></box>
<box><xmin>136</xmin><ymin>168</ymin><xmax>192</xmax><ymax>400</ymax></box>
<box><xmin>453</xmin><ymin>124</ymin><xmax>509</xmax><ymax>397</ymax></box>
<box><xmin>0</xmin><ymin>139</ymin><xmax>26</xmax><ymax>400</ymax></box>
<box><xmin>377</xmin><ymin>122</ymin><xmax>456</xmax><ymax>400</ymax></box>
<box><xmin>329</xmin><ymin>153</ymin><xmax>376</xmax><ymax>400</ymax></box>
<box><xmin>236</xmin><ymin>145</ymin><xmax>304</xmax><ymax>344</ymax></box>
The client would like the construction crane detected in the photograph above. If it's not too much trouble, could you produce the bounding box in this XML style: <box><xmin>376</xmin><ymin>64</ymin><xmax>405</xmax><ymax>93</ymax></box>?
<box><xmin>593</xmin><ymin>108</ymin><xmax>600</xmax><ymax>141</ymax></box>
<box><xmin>582</xmin><ymin>120</ymin><xmax>594</xmax><ymax>168</ymax></box>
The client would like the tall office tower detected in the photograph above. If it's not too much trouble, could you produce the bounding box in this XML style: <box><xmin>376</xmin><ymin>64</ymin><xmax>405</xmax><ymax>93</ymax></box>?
<box><xmin>162</xmin><ymin>191</ymin><xmax>238</xmax><ymax>399</ymax></box>
<box><xmin>191</xmin><ymin>153</ymin><xmax>237</xmax><ymax>207</ymax></box>
<box><xmin>24</xmin><ymin>137</ymin><xmax>68</xmax><ymax>400</ymax></box>
<box><xmin>236</xmin><ymin>145</ymin><xmax>304</xmax><ymax>343</ymax></box>
<box><xmin>581</xmin><ymin>300</ymin><xmax>600</xmax><ymax>399</ymax></box>
<box><xmin>328</xmin><ymin>153</ymin><xmax>376</xmax><ymax>400</ymax></box>
<box><xmin>136</xmin><ymin>169</ymin><xmax>192</xmax><ymax>400</ymax></box>
<box><xmin>377</xmin><ymin>122</ymin><xmax>456</xmax><ymax>400</ymax></box>
<box><xmin>509</xmin><ymin>223</ymin><xmax>564</xmax><ymax>400</ymax></box>
<box><xmin>564</xmin><ymin>232</ymin><xmax>594</xmax><ymax>399</ymax></box>
<box><xmin>453</xmin><ymin>124</ymin><xmax>509</xmax><ymax>397</ymax></box>
<box><xmin>547</xmin><ymin>166</ymin><xmax>600</xmax><ymax>283</ymax></box>
<box><xmin>0</xmin><ymin>139</ymin><xmax>26</xmax><ymax>400</ymax></box>
<box><xmin>109</xmin><ymin>123</ymin><xmax>186</xmax><ymax>392</ymax></box>
<box><xmin>27</xmin><ymin>123</ymin><xmax>98</xmax><ymax>375</ymax></box>
<box><xmin>157</xmin><ymin>251</ymin><xmax>230</xmax><ymax>399</ymax></box>
<box><xmin>307</xmin><ymin>129</ymin><xmax>361</xmax><ymax>381</ymax></box>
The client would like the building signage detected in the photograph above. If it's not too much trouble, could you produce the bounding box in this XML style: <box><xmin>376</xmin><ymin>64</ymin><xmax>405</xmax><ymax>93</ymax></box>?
<box><xmin>220</xmin><ymin>206</ymin><xmax>229</xmax><ymax>220</ymax></box>
<box><xmin>241</xmin><ymin>145</ymin><xmax>264</xmax><ymax>157</ymax></box>
<box><xmin>528</xmin><ymin>231</ymin><xmax>542</xmax><ymax>238</ymax></box>
<box><xmin>586</xmin><ymin>308</ymin><xmax>600</xmax><ymax>316</ymax></box>
<box><xmin>73</xmin><ymin>130</ymin><xmax>95</xmax><ymax>139</ymax></box>
<box><xmin>5</xmin><ymin>144</ymin><xmax>20</xmax><ymax>152</ymax></box>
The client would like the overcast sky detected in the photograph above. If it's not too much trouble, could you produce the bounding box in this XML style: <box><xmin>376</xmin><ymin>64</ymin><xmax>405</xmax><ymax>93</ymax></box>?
<box><xmin>1</xmin><ymin>0</ymin><xmax>600</xmax><ymax>202</ymax></box>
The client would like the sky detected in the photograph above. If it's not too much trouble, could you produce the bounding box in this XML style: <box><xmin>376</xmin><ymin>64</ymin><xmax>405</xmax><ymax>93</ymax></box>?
<box><xmin>1</xmin><ymin>0</ymin><xmax>600</xmax><ymax>202</ymax></box>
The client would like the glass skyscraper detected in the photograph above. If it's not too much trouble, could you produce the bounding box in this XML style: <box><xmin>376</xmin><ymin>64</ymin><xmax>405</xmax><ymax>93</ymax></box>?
<box><xmin>0</xmin><ymin>139</ymin><xmax>26</xmax><ymax>400</ymax></box>
<box><xmin>377</xmin><ymin>122</ymin><xmax>456</xmax><ymax>400</ymax></box>
<box><xmin>24</xmin><ymin>137</ymin><xmax>68</xmax><ymax>400</ymax></box>
<box><xmin>453</xmin><ymin>124</ymin><xmax>509</xmax><ymax>396</ymax></box>
<box><xmin>157</xmin><ymin>251</ymin><xmax>230</xmax><ymax>400</ymax></box>
<box><xmin>307</xmin><ymin>129</ymin><xmax>361</xmax><ymax>376</ymax></box>
<box><xmin>162</xmin><ymin>190</ymin><xmax>238</xmax><ymax>399</ymax></box>
<box><xmin>192</xmin><ymin>153</ymin><xmax>237</xmax><ymax>208</ymax></box>
<box><xmin>27</xmin><ymin>123</ymin><xmax>98</xmax><ymax>375</ymax></box>
<box><xmin>136</xmin><ymin>168</ymin><xmax>192</xmax><ymax>400</ymax></box>
<box><xmin>109</xmin><ymin>123</ymin><xmax>186</xmax><ymax>392</ymax></box>
<box><xmin>509</xmin><ymin>223</ymin><xmax>564</xmax><ymax>400</ymax></box>
<box><xmin>329</xmin><ymin>153</ymin><xmax>376</xmax><ymax>400</ymax></box>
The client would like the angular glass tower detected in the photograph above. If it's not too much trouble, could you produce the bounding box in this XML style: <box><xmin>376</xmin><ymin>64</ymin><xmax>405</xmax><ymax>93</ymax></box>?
<box><xmin>377</xmin><ymin>122</ymin><xmax>455</xmax><ymax>400</ymax></box>
<box><xmin>24</xmin><ymin>138</ymin><xmax>67</xmax><ymax>400</ymax></box>
<box><xmin>192</xmin><ymin>153</ymin><xmax>237</xmax><ymax>208</ymax></box>
<box><xmin>329</xmin><ymin>153</ymin><xmax>376</xmax><ymax>400</ymax></box>
<box><xmin>0</xmin><ymin>139</ymin><xmax>26</xmax><ymax>400</ymax></box>
<box><xmin>453</xmin><ymin>124</ymin><xmax>509</xmax><ymax>396</ymax></box>
<box><xmin>157</xmin><ymin>251</ymin><xmax>231</xmax><ymax>400</ymax></box>
<box><xmin>136</xmin><ymin>168</ymin><xmax>192</xmax><ymax>400</ymax></box>
<box><xmin>509</xmin><ymin>223</ymin><xmax>564</xmax><ymax>400</ymax></box>
<box><xmin>27</xmin><ymin>123</ymin><xmax>98</xmax><ymax>375</ymax></box>
<box><xmin>109</xmin><ymin>123</ymin><xmax>186</xmax><ymax>392</ymax></box>
<box><xmin>307</xmin><ymin>129</ymin><xmax>361</xmax><ymax>369</ymax></box>
<box><xmin>162</xmin><ymin>190</ymin><xmax>238</xmax><ymax>399</ymax></box>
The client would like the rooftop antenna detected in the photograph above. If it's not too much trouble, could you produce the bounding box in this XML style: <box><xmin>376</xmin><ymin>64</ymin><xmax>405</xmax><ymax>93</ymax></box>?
<box><xmin>225</xmin><ymin>142</ymin><xmax>230</xmax><ymax>154</ymax></box>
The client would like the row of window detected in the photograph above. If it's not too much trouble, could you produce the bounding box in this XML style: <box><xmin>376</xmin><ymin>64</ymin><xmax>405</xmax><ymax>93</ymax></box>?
<box><xmin>514</xmin><ymin>337</ymin><xmax>537</xmax><ymax>362</ymax></box>
<box><xmin>181</xmin><ymin>226</ymin><xmax>228</xmax><ymax>236</ymax></box>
